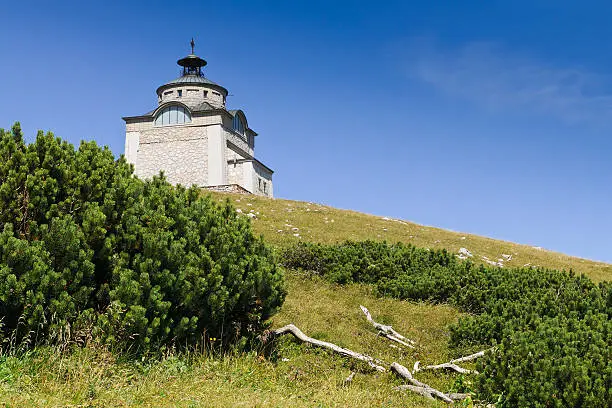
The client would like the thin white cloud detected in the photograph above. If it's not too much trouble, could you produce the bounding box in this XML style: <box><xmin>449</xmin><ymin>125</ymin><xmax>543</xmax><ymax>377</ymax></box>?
<box><xmin>407</xmin><ymin>41</ymin><xmax>612</xmax><ymax>125</ymax></box>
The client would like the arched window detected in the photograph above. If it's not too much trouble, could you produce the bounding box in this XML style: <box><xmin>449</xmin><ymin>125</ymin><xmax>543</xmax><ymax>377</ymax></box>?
<box><xmin>232</xmin><ymin>114</ymin><xmax>245</xmax><ymax>135</ymax></box>
<box><xmin>154</xmin><ymin>105</ymin><xmax>191</xmax><ymax>126</ymax></box>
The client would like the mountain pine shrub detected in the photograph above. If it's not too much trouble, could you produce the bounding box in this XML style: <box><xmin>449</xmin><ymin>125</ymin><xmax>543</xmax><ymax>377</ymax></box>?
<box><xmin>0</xmin><ymin>123</ymin><xmax>285</xmax><ymax>352</ymax></box>
<box><xmin>282</xmin><ymin>241</ymin><xmax>611</xmax><ymax>407</ymax></box>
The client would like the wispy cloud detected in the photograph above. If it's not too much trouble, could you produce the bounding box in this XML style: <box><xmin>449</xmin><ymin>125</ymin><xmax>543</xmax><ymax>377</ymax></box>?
<box><xmin>406</xmin><ymin>40</ymin><xmax>612</xmax><ymax>125</ymax></box>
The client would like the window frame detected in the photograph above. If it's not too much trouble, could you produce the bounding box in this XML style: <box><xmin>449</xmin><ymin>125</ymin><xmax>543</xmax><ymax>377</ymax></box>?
<box><xmin>232</xmin><ymin>114</ymin><xmax>246</xmax><ymax>136</ymax></box>
<box><xmin>154</xmin><ymin>105</ymin><xmax>192</xmax><ymax>126</ymax></box>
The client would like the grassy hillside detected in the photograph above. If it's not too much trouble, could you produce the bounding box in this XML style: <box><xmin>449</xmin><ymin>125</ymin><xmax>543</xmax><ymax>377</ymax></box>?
<box><xmin>209</xmin><ymin>192</ymin><xmax>611</xmax><ymax>282</ymax></box>
<box><xmin>0</xmin><ymin>273</ymin><xmax>463</xmax><ymax>407</ymax></box>
<box><xmin>1</xmin><ymin>191</ymin><xmax>608</xmax><ymax>407</ymax></box>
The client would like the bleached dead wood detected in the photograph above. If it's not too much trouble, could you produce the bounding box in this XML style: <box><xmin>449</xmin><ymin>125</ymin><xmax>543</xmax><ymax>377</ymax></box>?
<box><xmin>449</xmin><ymin>350</ymin><xmax>487</xmax><ymax>364</ymax></box>
<box><xmin>360</xmin><ymin>305</ymin><xmax>415</xmax><ymax>348</ymax></box>
<box><xmin>343</xmin><ymin>371</ymin><xmax>356</xmax><ymax>386</ymax></box>
<box><xmin>270</xmin><ymin>324</ymin><xmax>386</xmax><ymax>372</ymax></box>
<box><xmin>420</xmin><ymin>362</ymin><xmax>477</xmax><ymax>374</ymax></box>
<box><xmin>394</xmin><ymin>384</ymin><xmax>435</xmax><ymax>400</ymax></box>
<box><xmin>391</xmin><ymin>362</ymin><xmax>453</xmax><ymax>403</ymax></box>
<box><xmin>414</xmin><ymin>349</ymin><xmax>489</xmax><ymax>375</ymax></box>
<box><xmin>394</xmin><ymin>386</ymin><xmax>470</xmax><ymax>401</ymax></box>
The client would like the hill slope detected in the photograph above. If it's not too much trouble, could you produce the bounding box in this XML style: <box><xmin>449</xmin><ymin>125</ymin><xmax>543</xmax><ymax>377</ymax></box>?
<box><xmin>210</xmin><ymin>192</ymin><xmax>611</xmax><ymax>282</ymax></box>
<box><xmin>1</xmin><ymin>191</ymin><xmax>609</xmax><ymax>407</ymax></box>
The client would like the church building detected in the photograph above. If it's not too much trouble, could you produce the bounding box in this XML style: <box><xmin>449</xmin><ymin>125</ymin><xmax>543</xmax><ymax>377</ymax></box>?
<box><xmin>123</xmin><ymin>41</ymin><xmax>274</xmax><ymax>197</ymax></box>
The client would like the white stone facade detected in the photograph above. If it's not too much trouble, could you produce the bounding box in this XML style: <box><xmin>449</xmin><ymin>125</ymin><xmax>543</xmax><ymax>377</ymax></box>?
<box><xmin>123</xmin><ymin>52</ymin><xmax>273</xmax><ymax>196</ymax></box>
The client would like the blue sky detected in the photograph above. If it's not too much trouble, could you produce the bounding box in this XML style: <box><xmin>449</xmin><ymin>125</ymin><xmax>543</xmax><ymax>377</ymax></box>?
<box><xmin>1</xmin><ymin>1</ymin><xmax>611</xmax><ymax>262</ymax></box>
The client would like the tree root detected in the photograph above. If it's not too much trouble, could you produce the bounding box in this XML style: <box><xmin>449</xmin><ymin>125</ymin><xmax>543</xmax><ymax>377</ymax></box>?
<box><xmin>413</xmin><ymin>350</ymin><xmax>490</xmax><ymax>375</ymax></box>
<box><xmin>264</xmin><ymin>321</ymin><xmax>487</xmax><ymax>404</ymax></box>
<box><xmin>343</xmin><ymin>371</ymin><xmax>356</xmax><ymax>386</ymax></box>
<box><xmin>360</xmin><ymin>305</ymin><xmax>416</xmax><ymax>349</ymax></box>
<box><xmin>269</xmin><ymin>324</ymin><xmax>386</xmax><ymax>372</ymax></box>
<box><xmin>391</xmin><ymin>362</ymin><xmax>454</xmax><ymax>403</ymax></box>
<box><xmin>414</xmin><ymin>361</ymin><xmax>477</xmax><ymax>375</ymax></box>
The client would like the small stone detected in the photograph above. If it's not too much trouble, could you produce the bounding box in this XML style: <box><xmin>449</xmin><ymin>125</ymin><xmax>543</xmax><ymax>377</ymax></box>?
<box><xmin>458</xmin><ymin>248</ymin><xmax>473</xmax><ymax>257</ymax></box>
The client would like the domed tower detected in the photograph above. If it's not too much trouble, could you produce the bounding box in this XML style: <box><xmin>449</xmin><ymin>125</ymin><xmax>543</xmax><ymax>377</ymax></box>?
<box><xmin>123</xmin><ymin>40</ymin><xmax>274</xmax><ymax>196</ymax></box>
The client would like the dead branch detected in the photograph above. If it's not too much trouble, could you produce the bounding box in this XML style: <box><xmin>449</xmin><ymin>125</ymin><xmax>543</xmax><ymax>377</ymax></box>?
<box><xmin>450</xmin><ymin>350</ymin><xmax>487</xmax><ymax>364</ymax></box>
<box><xmin>343</xmin><ymin>371</ymin><xmax>356</xmax><ymax>386</ymax></box>
<box><xmin>414</xmin><ymin>349</ymin><xmax>490</xmax><ymax>375</ymax></box>
<box><xmin>360</xmin><ymin>305</ymin><xmax>415</xmax><ymax>348</ymax></box>
<box><xmin>393</xmin><ymin>384</ymin><xmax>435</xmax><ymax>400</ymax></box>
<box><xmin>270</xmin><ymin>324</ymin><xmax>386</xmax><ymax>372</ymax></box>
<box><xmin>394</xmin><ymin>386</ymin><xmax>470</xmax><ymax>401</ymax></box>
<box><xmin>419</xmin><ymin>362</ymin><xmax>477</xmax><ymax>374</ymax></box>
<box><xmin>391</xmin><ymin>362</ymin><xmax>453</xmax><ymax>403</ymax></box>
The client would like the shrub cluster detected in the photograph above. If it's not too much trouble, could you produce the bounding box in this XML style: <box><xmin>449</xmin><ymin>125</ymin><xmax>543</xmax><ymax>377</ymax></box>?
<box><xmin>282</xmin><ymin>241</ymin><xmax>611</xmax><ymax>407</ymax></box>
<box><xmin>0</xmin><ymin>123</ymin><xmax>285</xmax><ymax>352</ymax></box>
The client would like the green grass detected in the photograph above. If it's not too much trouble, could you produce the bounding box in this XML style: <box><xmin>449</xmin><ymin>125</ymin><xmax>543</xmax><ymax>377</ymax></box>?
<box><xmin>2</xmin><ymin>191</ymin><xmax>608</xmax><ymax>407</ymax></box>
<box><xmin>0</xmin><ymin>272</ymin><xmax>466</xmax><ymax>407</ymax></box>
<box><xmin>210</xmin><ymin>192</ymin><xmax>611</xmax><ymax>282</ymax></box>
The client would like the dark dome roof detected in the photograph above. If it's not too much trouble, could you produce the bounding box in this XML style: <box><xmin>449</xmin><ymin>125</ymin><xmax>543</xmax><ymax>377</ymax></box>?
<box><xmin>177</xmin><ymin>54</ymin><xmax>207</xmax><ymax>68</ymax></box>
<box><xmin>166</xmin><ymin>75</ymin><xmax>220</xmax><ymax>86</ymax></box>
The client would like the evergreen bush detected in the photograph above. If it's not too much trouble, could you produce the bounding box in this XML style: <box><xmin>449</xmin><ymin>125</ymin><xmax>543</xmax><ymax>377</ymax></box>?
<box><xmin>0</xmin><ymin>123</ymin><xmax>285</xmax><ymax>352</ymax></box>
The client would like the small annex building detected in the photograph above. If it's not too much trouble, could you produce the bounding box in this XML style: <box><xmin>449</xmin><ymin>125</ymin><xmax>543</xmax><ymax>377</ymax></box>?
<box><xmin>123</xmin><ymin>41</ymin><xmax>273</xmax><ymax>196</ymax></box>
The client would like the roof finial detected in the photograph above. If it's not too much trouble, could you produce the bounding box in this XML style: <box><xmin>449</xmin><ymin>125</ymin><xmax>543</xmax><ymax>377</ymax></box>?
<box><xmin>177</xmin><ymin>40</ymin><xmax>207</xmax><ymax>75</ymax></box>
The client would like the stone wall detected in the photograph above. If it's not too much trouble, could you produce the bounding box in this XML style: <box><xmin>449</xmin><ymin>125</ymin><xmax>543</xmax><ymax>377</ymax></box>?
<box><xmin>226</xmin><ymin>144</ymin><xmax>247</xmax><ymax>188</ymax></box>
<box><xmin>224</xmin><ymin>128</ymin><xmax>253</xmax><ymax>157</ymax></box>
<box><xmin>226</xmin><ymin>160</ymin><xmax>245</xmax><ymax>186</ymax></box>
<box><xmin>253</xmin><ymin>161</ymin><xmax>273</xmax><ymax>197</ymax></box>
<box><xmin>124</xmin><ymin>104</ymin><xmax>273</xmax><ymax>196</ymax></box>
<box><xmin>158</xmin><ymin>84</ymin><xmax>226</xmax><ymax>108</ymax></box>
<box><xmin>135</xmin><ymin>124</ymin><xmax>208</xmax><ymax>187</ymax></box>
<box><xmin>204</xmin><ymin>184</ymin><xmax>251</xmax><ymax>194</ymax></box>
